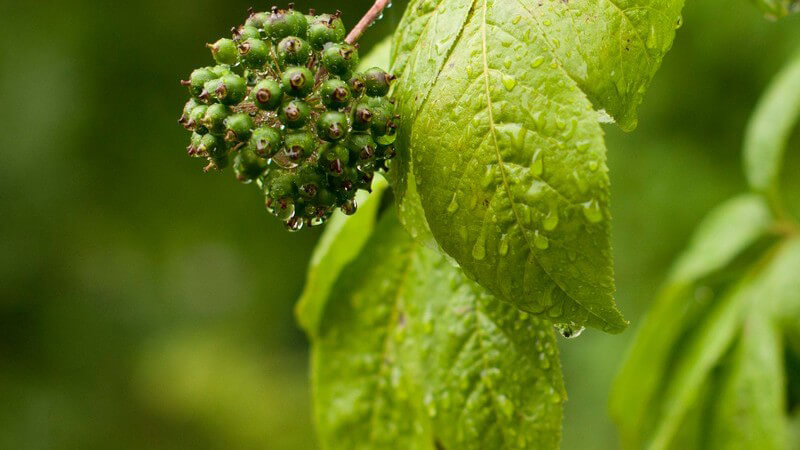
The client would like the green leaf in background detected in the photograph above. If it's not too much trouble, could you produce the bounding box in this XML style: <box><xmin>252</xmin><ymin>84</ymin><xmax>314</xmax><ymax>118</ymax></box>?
<box><xmin>610</xmin><ymin>194</ymin><xmax>774</xmax><ymax>447</ymax></box>
<box><xmin>708</xmin><ymin>310</ymin><xmax>786</xmax><ymax>450</ymax></box>
<box><xmin>669</xmin><ymin>194</ymin><xmax>774</xmax><ymax>283</ymax></box>
<box><xmin>295</xmin><ymin>176</ymin><xmax>388</xmax><ymax>338</ymax></box>
<box><xmin>613</xmin><ymin>239</ymin><xmax>800</xmax><ymax>450</ymax></box>
<box><xmin>312</xmin><ymin>211</ymin><xmax>564</xmax><ymax>450</ymax></box>
<box><xmin>744</xmin><ymin>47</ymin><xmax>800</xmax><ymax>210</ymax></box>
<box><xmin>750</xmin><ymin>0</ymin><xmax>800</xmax><ymax>19</ymax></box>
<box><xmin>390</xmin><ymin>0</ymin><xmax>685</xmax><ymax>333</ymax></box>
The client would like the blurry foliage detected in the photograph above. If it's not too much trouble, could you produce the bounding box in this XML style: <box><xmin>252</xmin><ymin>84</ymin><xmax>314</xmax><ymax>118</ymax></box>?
<box><xmin>0</xmin><ymin>0</ymin><xmax>798</xmax><ymax>449</ymax></box>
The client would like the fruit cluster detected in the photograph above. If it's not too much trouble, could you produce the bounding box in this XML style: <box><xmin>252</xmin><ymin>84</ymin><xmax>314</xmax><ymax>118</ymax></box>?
<box><xmin>178</xmin><ymin>4</ymin><xmax>398</xmax><ymax>231</ymax></box>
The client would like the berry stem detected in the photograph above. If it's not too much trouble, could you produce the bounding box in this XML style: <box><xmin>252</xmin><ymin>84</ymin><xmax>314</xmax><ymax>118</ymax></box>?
<box><xmin>315</xmin><ymin>0</ymin><xmax>392</xmax><ymax>84</ymax></box>
<box><xmin>344</xmin><ymin>0</ymin><xmax>392</xmax><ymax>45</ymax></box>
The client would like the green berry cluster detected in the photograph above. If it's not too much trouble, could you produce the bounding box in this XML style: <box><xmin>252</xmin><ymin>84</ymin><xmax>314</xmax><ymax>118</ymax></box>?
<box><xmin>178</xmin><ymin>4</ymin><xmax>399</xmax><ymax>231</ymax></box>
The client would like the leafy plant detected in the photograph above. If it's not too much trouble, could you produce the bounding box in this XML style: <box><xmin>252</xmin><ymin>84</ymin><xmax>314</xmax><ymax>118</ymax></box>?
<box><xmin>611</xmin><ymin>47</ymin><xmax>800</xmax><ymax>450</ymax></box>
<box><xmin>297</xmin><ymin>0</ymin><xmax>683</xmax><ymax>448</ymax></box>
<box><xmin>178</xmin><ymin>1</ymin><xmax>800</xmax><ymax>449</ymax></box>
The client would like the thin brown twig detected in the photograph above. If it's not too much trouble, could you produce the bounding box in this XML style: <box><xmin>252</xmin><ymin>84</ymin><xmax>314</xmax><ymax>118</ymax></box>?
<box><xmin>315</xmin><ymin>0</ymin><xmax>392</xmax><ymax>84</ymax></box>
<box><xmin>345</xmin><ymin>0</ymin><xmax>392</xmax><ymax>45</ymax></box>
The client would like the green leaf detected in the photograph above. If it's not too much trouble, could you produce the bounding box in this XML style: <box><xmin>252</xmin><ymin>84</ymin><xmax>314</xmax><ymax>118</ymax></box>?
<box><xmin>611</xmin><ymin>194</ymin><xmax>774</xmax><ymax>448</ymax></box>
<box><xmin>750</xmin><ymin>0</ymin><xmax>800</xmax><ymax>19</ymax></box>
<box><xmin>614</xmin><ymin>239</ymin><xmax>800</xmax><ymax>450</ymax></box>
<box><xmin>758</xmin><ymin>239</ymin><xmax>800</xmax><ymax>324</ymax></box>
<box><xmin>669</xmin><ymin>194</ymin><xmax>773</xmax><ymax>283</ymax></box>
<box><xmin>391</xmin><ymin>0</ymin><xmax>684</xmax><ymax>333</ymax></box>
<box><xmin>359</xmin><ymin>34</ymin><xmax>393</xmax><ymax>70</ymax></box>
<box><xmin>295</xmin><ymin>176</ymin><xmax>388</xmax><ymax>337</ymax></box>
<box><xmin>744</xmin><ymin>47</ymin><xmax>800</xmax><ymax>206</ymax></box>
<box><xmin>643</xmin><ymin>273</ymin><xmax>757</xmax><ymax>450</ymax></box>
<box><xmin>312</xmin><ymin>211</ymin><xmax>564</xmax><ymax>450</ymax></box>
<box><xmin>708</xmin><ymin>311</ymin><xmax>786</xmax><ymax>450</ymax></box>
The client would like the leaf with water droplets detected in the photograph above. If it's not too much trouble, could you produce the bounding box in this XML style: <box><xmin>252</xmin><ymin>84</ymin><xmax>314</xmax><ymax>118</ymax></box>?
<box><xmin>312</xmin><ymin>211</ymin><xmax>564</xmax><ymax>449</ymax></box>
<box><xmin>391</xmin><ymin>0</ymin><xmax>685</xmax><ymax>333</ymax></box>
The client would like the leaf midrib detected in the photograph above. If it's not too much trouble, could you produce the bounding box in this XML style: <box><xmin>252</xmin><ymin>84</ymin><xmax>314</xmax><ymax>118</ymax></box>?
<box><xmin>478</xmin><ymin>0</ymin><xmax>615</xmax><ymax>329</ymax></box>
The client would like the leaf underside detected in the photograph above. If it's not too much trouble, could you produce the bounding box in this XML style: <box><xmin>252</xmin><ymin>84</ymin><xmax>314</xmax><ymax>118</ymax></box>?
<box><xmin>312</xmin><ymin>211</ymin><xmax>565</xmax><ymax>450</ymax></box>
<box><xmin>390</xmin><ymin>0</ymin><xmax>684</xmax><ymax>333</ymax></box>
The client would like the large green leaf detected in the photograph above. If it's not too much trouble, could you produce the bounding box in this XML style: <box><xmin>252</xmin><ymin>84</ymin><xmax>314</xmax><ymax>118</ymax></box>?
<box><xmin>744</xmin><ymin>47</ymin><xmax>800</xmax><ymax>207</ymax></box>
<box><xmin>391</xmin><ymin>0</ymin><xmax>685</xmax><ymax>333</ymax></box>
<box><xmin>312</xmin><ymin>211</ymin><xmax>564</xmax><ymax>450</ymax></box>
<box><xmin>611</xmin><ymin>194</ymin><xmax>773</xmax><ymax>447</ymax></box>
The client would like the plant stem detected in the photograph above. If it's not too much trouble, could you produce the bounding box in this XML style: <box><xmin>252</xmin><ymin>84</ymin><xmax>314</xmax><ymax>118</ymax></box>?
<box><xmin>315</xmin><ymin>0</ymin><xmax>392</xmax><ymax>84</ymax></box>
<box><xmin>345</xmin><ymin>0</ymin><xmax>392</xmax><ymax>45</ymax></box>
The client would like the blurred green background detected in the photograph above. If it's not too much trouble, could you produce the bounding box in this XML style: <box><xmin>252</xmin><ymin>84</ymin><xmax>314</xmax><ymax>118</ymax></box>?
<box><xmin>0</xmin><ymin>1</ymin><xmax>798</xmax><ymax>449</ymax></box>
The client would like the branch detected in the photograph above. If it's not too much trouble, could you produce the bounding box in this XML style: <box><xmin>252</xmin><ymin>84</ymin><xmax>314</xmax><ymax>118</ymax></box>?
<box><xmin>345</xmin><ymin>0</ymin><xmax>392</xmax><ymax>45</ymax></box>
<box><xmin>316</xmin><ymin>0</ymin><xmax>392</xmax><ymax>84</ymax></box>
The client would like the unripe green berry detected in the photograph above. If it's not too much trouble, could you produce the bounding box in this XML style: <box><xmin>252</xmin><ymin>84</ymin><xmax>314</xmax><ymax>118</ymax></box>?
<box><xmin>319</xmin><ymin>143</ymin><xmax>349</xmax><ymax>176</ymax></box>
<box><xmin>249</xmin><ymin>126</ymin><xmax>282</xmax><ymax>158</ymax></box>
<box><xmin>234</xmin><ymin>146</ymin><xmax>268</xmax><ymax>182</ymax></box>
<box><xmin>363</xmin><ymin>97</ymin><xmax>397</xmax><ymax>136</ymax></box>
<box><xmin>319</xmin><ymin>79</ymin><xmax>351</xmax><ymax>109</ymax></box>
<box><xmin>363</xmin><ymin>67</ymin><xmax>395</xmax><ymax>97</ymax></box>
<box><xmin>234</xmin><ymin>25</ymin><xmax>261</xmax><ymax>41</ymax></box>
<box><xmin>188</xmin><ymin>132</ymin><xmax>204</xmax><ymax>156</ymax></box>
<box><xmin>188</xmin><ymin>105</ymin><xmax>209</xmax><ymax>134</ymax></box>
<box><xmin>239</xmin><ymin>38</ymin><xmax>270</xmax><ymax>69</ymax></box>
<box><xmin>203</xmin><ymin>103</ymin><xmax>231</xmax><ymax>135</ymax></box>
<box><xmin>283</xmin><ymin>130</ymin><xmax>317</xmax><ymax>161</ymax></box>
<box><xmin>347</xmin><ymin>72</ymin><xmax>366</xmax><ymax>97</ymax></box>
<box><xmin>245</xmin><ymin>11</ymin><xmax>269</xmax><ymax>29</ymax></box>
<box><xmin>351</xmin><ymin>102</ymin><xmax>373</xmax><ymax>131</ymax></box>
<box><xmin>308</xmin><ymin>14</ymin><xmax>346</xmax><ymax>50</ymax></box>
<box><xmin>296</xmin><ymin>164</ymin><xmax>323</xmax><ymax>198</ymax></box>
<box><xmin>317</xmin><ymin>111</ymin><xmax>349</xmax><ymax>142</ymax></box>
<box><xmin>347</xmin><ymin>133</ymin><xmax>376</xmax><ymax>162</ymax></box>
<box><xmin>279</xmin><ymin>99</ymin><xmax>311</xmax><ymax>128</ymax></box>
<box><xmin>251</xmin><ymin>79</ymin><xmax>283</xmax><ymax>110</ymax></box>
<box><xmin>281</xmin><ymin>66</ymin><xmax>314</xmax><ymax>97</ymax></box>
<box><xmin>209</xmin><ymin>38</ymin><xmax>239</xmax><ymax>65</ymax></box>
<box><xmin>201</xmin><ymin>78</ymin><xmax>223</xmax><ymax>103</ymax></box>
<box><xmin>337</xmin><ymin>167</ymin><xmax>359</xmax><ymax>192</ymax></box>
<box><xmin>267</xmin><ymin>171</ymin><xmax>296</xmax><ymax>200</ymax></box>
<box><xmin>198</xmin><ymin>133</ymin><xmax>226</xmax><ymax>159</ymax></box>
<box><xmin>277</xmin><ymin>36</ymin><xmax>311</xmax><ymax>66</ymax></box>
<box><xmin>322</xmin><ymin>43</ymin><xmax>359</xmax><ymax>76</ymax></box>
<box><xmin>186</xmin><ymin>67</ymin><xmax>217</xmax><ymax>98</ymax></box>
<box><xmin>214</xmin><ymin>73</ymin><xmax>247</xmax><ymax>105</ymax></box>
<box><xmin>181</xmin><ymin>98</ymin><xmax>201</xmax><ymax>123</ymax></box>
<box><xmin>265</xmin><ymin>7</ymin><xmax>308</xmax><ymax>42</ymax></box>
<box><xmin>224</xmin><ymin>113</ymin><xmax>254</xmax><ymax>142</ymax></box>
